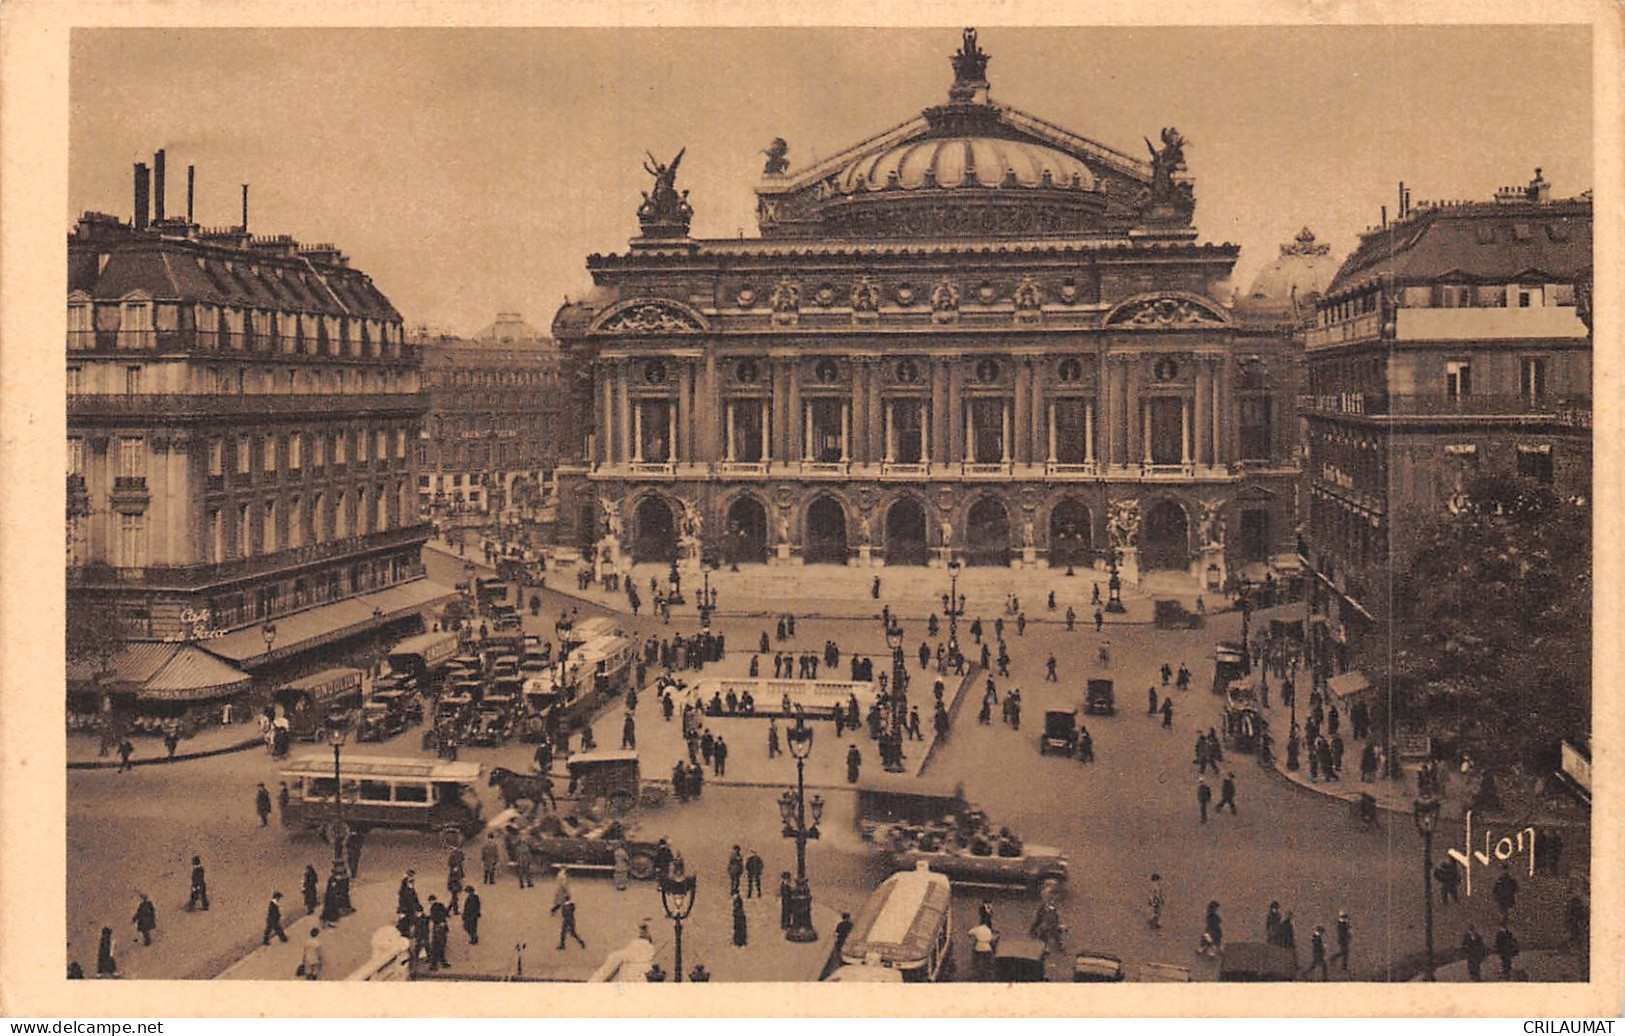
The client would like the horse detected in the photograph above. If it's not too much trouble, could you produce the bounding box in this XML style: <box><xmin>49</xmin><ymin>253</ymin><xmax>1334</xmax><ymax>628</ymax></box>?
<box><xmin>488</xmin><ymin>767</ymin><xmax>554</xmax><ymax>810</ymax></box>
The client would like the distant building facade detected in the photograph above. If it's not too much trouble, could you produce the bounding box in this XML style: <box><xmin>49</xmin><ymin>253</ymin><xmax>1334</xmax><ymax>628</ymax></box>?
<box><xmin>66</xmin><ymin>153</ymin><xmax>437</xmax><ymax>712</ymax></box>
<box><xmin>551</xmin><ymin>30</ymin><xmax>1302</xmax><ymax>586</ymax></box>
<box><xmin>1300</xmin><ymin>171</ymin><xmax>1592</xmax><ymax>680</ymax></box>
<box><xmin>415</xmin><ymin>313</ymin><xmax>560</xmax><ymax>521</ymax></box>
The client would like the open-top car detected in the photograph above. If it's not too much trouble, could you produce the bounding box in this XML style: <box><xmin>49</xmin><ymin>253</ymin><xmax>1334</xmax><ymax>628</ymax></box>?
<box><xmin>512</xmin><ymin>813</ymin><xmax>661</xmax><ymax>879</ymax></box>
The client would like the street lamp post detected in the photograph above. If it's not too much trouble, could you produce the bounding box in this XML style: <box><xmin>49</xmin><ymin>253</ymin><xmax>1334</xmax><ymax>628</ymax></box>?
<box><xmin>1106</xmin><ymin>548</ymin><xmax>1125</xmax><ymax>613</ymax></box>
<box><xmin>658</xmin><ymin>867</ymin><xmax>697</xmax><ymax>982</ymax></box>
<box><xmin>778</xmin><ymin>718</ymin><xmax>823</xmax><ymax>943</ymax></box>
<box><xmin>327</xmin><ymin>726</ymin><xmax>349</xmax><ymax>873</ymax></box>
<box><xmin>1414</xmin><ymin>795</ymin><xmax>1442</xmax><ymax>981</ymax></box>
<box><xmin>884</xmin><ymin>623</ymin><xmax>907</xmax><ymax>773</ymax></box>
<box><xmin>943</xmin><ymin>559</ymin><xmax>964</xmax><ymax>661</ymax></box>
<box><xmin>261</xmin><ymin>621</ymin><xmax>278</xmax><ymax>659</ymax></box>
<box><xmin>696</xmin><ymin>566</ymin><xmax>719</xmax><ymax>630</ymax></box>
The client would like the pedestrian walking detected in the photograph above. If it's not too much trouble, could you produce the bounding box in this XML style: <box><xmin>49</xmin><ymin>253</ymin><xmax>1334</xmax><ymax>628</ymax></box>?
<box><xmin>1161</xmin><ymin>696</ymin><xmax>1174</xmax><ymax>729</ymax></box>
<box><xmin>515</xmin><ymin>839</ymin><xmax>536</xmax><ymax>889</ymax></box>
<box><xmin>263</xmin><ymin>891</ymin><xmax>289</xmax><ymax>945</ymax></box>
<box><xmin>117</xmin><ymin>738</ymin><xmax>135</xmax><ymax>772</ymax></box>
<box><xmin>1493</xmin><ymin>864</ymin><xmax>1519</xmax><ymax>923</ymax></box>
<box><xmin>1494</xmin><ymin>924</ymin><xmax>1520</xmax><ymax>979</ymax></box>
<box><xmin>727</xmin><ymin>846</ymin><xmax>744</xmax><ymax>897</ymax></box>
<box><xmin>1147</xmin><ymin>874</ymin><xmax>1165</xmax><ymax>930</ymax></box>
<box><xmin>714</xmin><ymin>735</ymin><xmax>729</xmax><ymax>777</ymax></box>
<box><xmin>767</xmin><ymin>719</ymin><xmax>781</xmax><ymax>758</ymax></box>
<box><xmin>1094</xmin><ymin>609</ymin><xmax>1104</xmax><ymax>632</ymax></box>
<box><xmin>1195</xmin><ymin>734</ymin><xmax>1209</xmax><ymax>773</ymax></box>
<box><xmin>300</xmin><ymin>928</ymin><xmax>323</xmax><ymax>980</ymax></box>
<box><xmin>321</xmin><ymin>873</ymin><xmax>342</xmax><ymax>927</ymax></box>
<box><xmin>1264</xmin><ymin>902</ymin><xmax>1283</xmax><ymax>945</ymax></box>
<box><xmin>1161</xmin><ymin>662</ymin><xmax>1172</xmax><ymax>686</ymax></box>
<box><xmin>462</xmin><ymin>886</ymin><xmax>482</xmax><ymax>944</ymax></box>
<box><xmin>846</xmin><ymin>743</ymin><xmax>862</xmax><ymax>784</ymax></box>
<box><xmin>447</xmin><ymin>847</ymin><xmax>465</xmax><ymax>914</ymax></box>
<box><xmin>968</xmin><ymin>916</ymin><xmax>997</xmax><ymax>980</ymax></box>
<box><xmin>1197</xmin><ymin>778</ymin><xmax>1212</xmax><ymax>824</ymax></box>
<box><xmin>746</xmin><ymin>849</ymin><xmax>764</xmax><ymax>898</ymax></box>
<box><xmin>131</xmin><ymin>892</ymin><xmax>157</xmax><ymax>946</ymax></box>
<box><xmin>398</xmin><ymin>870</ymin><xmax>422</xmax><ymax>920</ymax></box>
<box><xmin>303</xmin><ymin>864</ymin><xmax>320</xmax><ymax>915</ymax></box>
<box><xmin>908</xmin><ymin>708</ymin><xmax>923</xmax><ymax>741</ymax></box>
<box><xmin>1148</xmin><ymin>686</ymin><xmax>1159</xmax><ymax>715</ymax></box>
<box><xmin>621</xmin><ymin>712</ymin><xmax>636</xmax><ymax>750</ymax></box>
<box><xmin>481</xmin><ymin>833</ymin><xmax>501</xmax><ymax>884</ymax></box>
<box><xmin>1201</xmin><ymin>901</ymin><xmax>1224</xmax><ymax>956</ymax></box>
<box><xmin>1332</xmin><ymin>911</ymin><xmax>1353</xmax><ymax>972</ymax></box>
<box><xmin>778</xmin><ymin>871</ymin><xmax>794</xmax><ymax>929</ymax></box>
<box><xmin>1461</xmin><ymin>924</ymin><xmax>1488</xmax><ymax>981</ymax></box>
<box><xmin>551</xmin><ymin>886</ymin><xmax>586</xmax><ymax>951</ymax></box>
<box><xmin>1218</xmin><ymin>773</ymin><xmax>1238</xmax><ymax>814</ymax></box>
<box><xmin>1045</xmin><ymin>655</ymin><xmax>1058</xmax><ymax>682</ymax></box>
<box><xmin>1065</xmin><ymin>606</ymin><xmax>1076</xmax><ymax>631</ymax></box>
<box><xmin>732</xmin><ymin>893</ymin><xmax>749</xmax><ymax>948</ymax></box>
<box><xmin>427</xmin><ymin>897</ymin><xmax>450</xmax><ymax>970</ymax></box>
<box><xmin>187</xmin><ymin>856</ymin><xmax>210</xmax><ymax>911</ymax></box>
<box><xmin>255</xmin><ymin>783</ymin><xmax>273</xmax><ymax>827</ymax></box>
<box><xmin>1435</xmin><ymin>858</ymin><xmax>1463</xmax><ymax>904</ymax></box>
<box><xmin>1304</xmin><ymin>925</ymin><xmax>1328</xmax><ymax>981</ymax></box>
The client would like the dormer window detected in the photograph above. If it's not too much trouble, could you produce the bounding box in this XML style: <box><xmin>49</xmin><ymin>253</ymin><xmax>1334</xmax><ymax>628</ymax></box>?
<box><xmin>68</xmin><ymin>299</ymin><xmax>93</xmax><ymax>350</ymax></box>
<box><xmin>118</xmin><ymin>297</ymin><xmax>154</xmax><ymax>349</ymax></box>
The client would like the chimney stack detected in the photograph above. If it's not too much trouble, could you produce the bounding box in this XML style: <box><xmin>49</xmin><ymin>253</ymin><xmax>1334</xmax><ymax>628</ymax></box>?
<box><xmin>241</xmin><ymin>183</ymin><xmax>249</xmax><ymax>232</ymax></box>
<box><xmin>187</xmin><ymin>165</ymin><xmax>195</xmax><ymax>222</ymax></box>
<box><xmin>153</xmin><ymin>149</ymin><xmax>166</xmax><ymax>222</ymax></box>
<box><xmin>1397</xmin><ymin>181</ymin><xmax>1405</xmax><ymax>219</ymax></box>
<box><xmin>133</xmin><ymin>162</ymin><xmax>150</xmax><ymax>230</ymax></box>
<box><xmin>1380</xmin><ymin>204</ymin><xmax>1387</xmax><ymax>228</ymax></box>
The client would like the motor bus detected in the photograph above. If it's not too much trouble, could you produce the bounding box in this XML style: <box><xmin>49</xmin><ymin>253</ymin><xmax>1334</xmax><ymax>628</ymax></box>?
<box><xmin>274</xmin><ymin>668</ymin><xmax>363</xmax><ymax>741</ymax></box>
<box><xmin>279</xmin><ymin>755</ymin><xmax>486</xmax><ymax>844</ymax></box>
<box><xmin>386</xmin><ymin>630</ymin><xmax>461</xmax><ymax>693</ymax></box>
<box><xmin>833</xmin><ymin>862</ymin><xmax>954</xmax><ymax>982</ymax></box>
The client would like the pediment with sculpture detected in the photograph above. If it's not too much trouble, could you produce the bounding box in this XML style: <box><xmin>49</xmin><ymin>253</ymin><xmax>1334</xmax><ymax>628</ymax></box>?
<box><xmin>1102</xmin><ymin>292</ymin><xmax>1231</xmax><ymax>330</ymax></box>
<box><xmin>589</xmin><ymin>297</ymin><xmax>709</xmax><ymax>336</ymax></box>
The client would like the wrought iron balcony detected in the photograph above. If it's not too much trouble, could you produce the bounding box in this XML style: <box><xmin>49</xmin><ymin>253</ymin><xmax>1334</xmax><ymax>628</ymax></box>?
<box><xmin>67</xmin><ymin>392</ymin><xmax>426</xmax><ymax>422</ymax></box>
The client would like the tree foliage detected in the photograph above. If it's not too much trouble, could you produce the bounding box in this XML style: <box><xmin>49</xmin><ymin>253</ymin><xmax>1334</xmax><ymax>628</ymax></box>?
<box><xmin>1366</xmin><ymin>474</ymin><xmax>1590</xmax><ymax>770</ymax></box>
<box><xmin>65</xmin><ymin>599</ymin><xmax>134</xmax><ymax>676</ymax></box>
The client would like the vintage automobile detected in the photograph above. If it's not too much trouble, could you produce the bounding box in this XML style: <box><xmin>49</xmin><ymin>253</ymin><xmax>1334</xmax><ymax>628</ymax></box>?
<box><xmin>1223</xmin><ymin>680</ymin><xmax>1266</xmax><ymax>753</ymax></box>
<box><xmin>356</xmin><ymin>701</ymin><xmax>409</xmax><ymax>742</ymax></box>
<box><xmin>521</xmin><ymin>822</ymin><xmax>662</xmax><ymax>880</ymax></box>
<box><xmin>274</xmin><ymin>668</ymin><xmax>363</xmax><ymax>742</ymax></box>
<box><xmin>994</xmin><ymin>939</ymin><xmax>1049</xmax><ymax>983</ymax></box>
<box><xmin>280</xmin><ymin>755</ymin><xmax>486</xmax><ymax>844</ymax></box>
<box><xmin>1153</xmin><ymin>599</ymin><xmax>1204</xmax><ymax>630</ymax></box>
<box><xmin>836</xmin><ymin>863</ymin><xmax>954</xmax><ymax>982</ymax></box>
<box><xmin>466</xmin><ymin>709</ymin><xmax>511</xmax><ymax>748</ymax></box>
<box><xmin>1073</xmin><ymin>951</ymin><xmax>1127</xmax><ymax>982</ymax></box>
<box><xmin>1040</xmin><ymin>711</ymin><xmax>1078</xmax><ymax>756</ymax></box>
<box><xmin>1085</xmin><ymin>678</ymin><xmax>1116</xmax><ymax>716</ymax></box>
<box><xmin>370</xmin><ymin>688</ymin><xmax>423</xmax><ymax>725</ymax></box>
<box><xmin>856</xmin><ymin>775</ymin><xmax>1067</xmax><ymax>889</ymax></box>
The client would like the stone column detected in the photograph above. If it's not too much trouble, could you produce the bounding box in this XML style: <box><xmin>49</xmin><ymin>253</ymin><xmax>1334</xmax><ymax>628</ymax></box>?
<box><xmin>867</xmin><ymin>359</ymin><xmax>883</xmax><ymax>463</ymax></box>
<box><xmin>759</xmin><ymin>399</ymin><xmax>770</xmax><ymax>463</ymax></box>
<box><xmin>787</xmin><ymin>363</ymin><xmax>802</xmax><ymax>461</ymax></box>
<box><xmin>1215</xmin><ymin>360</ymin><xmax>1228</xmax><ymax>468</ymax></box>
<box><xmin>703</xmin><ymin>349</ymin><xmax>719</xmax><ymax>463</ymax></box>
<box><xmin>1031</xmin><ymin>362</ymin><xmax>1045</xmax><ymax>464</ymax></box>
<box><xmin>803</xmin><ymin>403</ymin><xmax>814</xmax><ymax>462</ymax></box>
<box><xmin>600</xmin><ymin>369</ymin><xmax>614</xmax><ymax>465</ymax></box>
<box><xmin>632</xmin><ymin>400</ymin><xmax>644</xmax><ymax>462</ymax></box>
<box><xmin>726</xmin><ymin>402</ymin><xmax>737</xmax><ymax>462</ymax></box>
<box><xmin>679</xmin><ymin>362</ymin><xmax>694</xmax><ymax>462</ymax></box>
<box><xmin>1047</xmin><ymin>401</ymin><xmax>1058</xmax><ymax>464</ymax></box>
<box><xmin>947</xmin><ymin>364</ymin><xmax>963</xmax><ymax>463</ymax></box>
<box><xmin>1084</xmin><ymin>401</ymin><xmax>1095</xmax><ymax>466</ymax></box>
<box><xmin>1099</xmin><ymin>354</ymin><xmax>1114</xmax><ymax>467</ymax></box>
<box><xmin>771</xmin><ymin>360</ymin><xmax>787</xmax><ymax>463</ymax></box>
<box><xmin>1014</xmin><ymin>362</ymin><xmax>1031</xmax><ymax>466</ymax></box>
<box><xmin>1182</xmin><ymin>397</ymin><xmax>1192</xmax><ymax>465</ymax></box>
<box><xmin>920</xmin><ymin>399</ymin><xmax>931</xmax><ymax>464</ymax></box>
<box><xmin>884</xmin><ymin>400</ymin><xmax>896</xmax><ymax>462</ymax></box>
<box><xmin>1142</xmin><ymin>400</ymin><xmax>1153</xmax><ymax>466</ymax></box>
<box><xmin>617</xmin><ymin>362</ymin><xmax>632</xmax><ymax>464</ymax></box>
<box><xmin>930</xmin><ymin>364</ymin><xmax>947</xmax><ymax>469</ymax></box>
<box><xmin>1195</xmin><ymin>361</ymin><xmax>1211</xmax><ymax>468</ymax></box>
<box><xmin>851</xmin><ymin>362</ymin><xmax>867</xmax><ymax>465</ymax></box>
<box><xmin>840</xmin><ymin>401</ymin><xmax>851</xmax><ymax>462</ymax></box>
<box><xmin>666</xmin><ymin>402</ymin><xmax>676</xmax><ymax>465</ymax></box>
<box><xmin>1001</xmin><ymin>399</ymin><xmax>1012</xmax><ymax>464</ymax></box>
<box><xmin>1126</xmin><ymin>362</ymin><xmax>1143</xmax><ymax>466</ymax></box>
<box><xmin>965</xmin><ymin>401</ymin><xmax>977</xmax><ymax>461</ymax></box>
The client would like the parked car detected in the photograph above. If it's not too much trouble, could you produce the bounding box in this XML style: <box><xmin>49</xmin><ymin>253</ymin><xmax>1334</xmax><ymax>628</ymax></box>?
<box><xmin>1085</xmin><ymin>679</ymin><xmax>1116</xmax><ymax>715</ymax></box>
<box><xmin>1040</xmin><ymin>711</ymin><xmax>1078</xmax><ymax>755</ymax></box>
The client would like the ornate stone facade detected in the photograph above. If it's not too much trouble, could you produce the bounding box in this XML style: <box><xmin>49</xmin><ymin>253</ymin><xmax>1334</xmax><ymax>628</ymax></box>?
<box><xmin>551</xmin><ymin>31</ymin><xmax>1300</xmax><ymax>587</ymax></box>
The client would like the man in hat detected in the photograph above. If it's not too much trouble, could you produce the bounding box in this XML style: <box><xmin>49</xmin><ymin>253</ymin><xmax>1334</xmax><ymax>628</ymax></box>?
<box><xmin>1147</xmin><ymin>874</ymin><xmax>1165</xmax><ymax>930</ymax></box>
<box><xmin>1304</xmin><ymin>924</ymin><xmax>1329</xmax><ymax>981</ymax></box>
<box><xmin>397</xmin><ymin>870</ymin><xmax>422</xmax><ymax>920</ymax></box>
<box><xmin>263</xmin><ymin>891</ymin><xmax>289</xmax><ymax>945</ymax></box>
<box><xmin>187</xmin><ymin>856</ymin><xmax>210</xmax><ymax>911</ymax></box>
<box><xmin>1331</xmin><ymin>910</ymin><xmax>1353</xmax><ymax>972</ymax></box>
<box><xmin>254</xmin><ymin>783</ymin><xmax>273</xmax><ymax>827</ymax></box>
<box><xmin>481</xmin><ymin>832</ymin><xmax>502</xmax><ymax>885</ymax></box>
<box><xmin>745</xmin><ymin>849</ymin><xmax>764</xmax><ymax>899</ymax></box>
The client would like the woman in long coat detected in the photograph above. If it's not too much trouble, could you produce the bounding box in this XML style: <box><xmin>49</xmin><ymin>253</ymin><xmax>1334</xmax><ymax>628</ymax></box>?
<box><xmin>303</xmin><ymin>865</ymin><xmax>320</xmax><ymax>915</ymax></box>
<box><xmin>321</xmin><ymin>873</ymin><xmax>343</xmax><ymax>927</ymax></box>
<box><xmin>96</xmin><ymin>927</ymin><xmax>117</xmax><ymax>977</ymax></box>
<box><xmin>732</xmin><ymin>893</ymin><xmax>748</xmax><ymax>947</ymax></box>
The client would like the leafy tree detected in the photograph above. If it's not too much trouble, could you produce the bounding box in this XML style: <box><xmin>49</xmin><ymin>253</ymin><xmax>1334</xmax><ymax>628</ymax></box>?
<box><xmin>65</xmin><ymin>599</ymin><xmax>133</xmax><ymax>678</ymax></box>
<box><xmin>1368</xmin><ymin>473</ymin><xmax>1589</xmax><ymax>772</ymax></box>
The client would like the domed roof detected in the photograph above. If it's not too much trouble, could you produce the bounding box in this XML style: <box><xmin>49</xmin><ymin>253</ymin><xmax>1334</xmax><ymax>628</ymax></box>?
<box><xmin>1238</xmin><ymin>227</ymin><xmax>1341</xmax><ymax>323</ymax></box>
<box><xmin>832</xmin><ymin>136</ymin><xmax>1097</xmax><ymax>196</ymax></box>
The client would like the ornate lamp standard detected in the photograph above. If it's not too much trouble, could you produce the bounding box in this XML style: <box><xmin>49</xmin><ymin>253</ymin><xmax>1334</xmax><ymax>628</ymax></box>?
<box><xmin>1106</xmin><ymin>547</ymin><xmax>1126</xmax><ymax>613</ymax></box>
<box><xmin>666</xmin><ymin>554</ymin><xmax>685</xmax><ymax>606</ymax></box>
<box><xmin>883</xmin><ymin>623</ymin><xmax>908</xmax><ymax>773</ymax></box>
<box><xmin>261</xmin><ymin>621</ymin><xmax>278</xmax><ymax>659</ymax></box>
<box><xmin>696</xmin><ymin>565</ymin><xmax>719</xmax><ymax>630</ymax></box>
<box><xmin>658</xmin><ymin>866</ymin><xmax>697</xmax><ymax>982</ymax></box>
<box><xmin>942</xmin><ymin>559</ymin><xmax>965</xmax><ymax>661</ymax></box>
<box><xmin>1414</xmin><ymin>795</ymin><xmax>1442</xmax><ymax>980</ymax></box>
<box><xmin>777</xmin><ymin>717</ymin><xmax>823</xmax><ymax>943</ymax></box>
<box><xmin>326</xmin><ymin>726</ymin><xmax>349</xmax><ymax>873</ymax></box>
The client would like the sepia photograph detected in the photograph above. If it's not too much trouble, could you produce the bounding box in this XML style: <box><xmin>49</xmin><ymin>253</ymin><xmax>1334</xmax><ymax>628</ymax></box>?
<box><xmin>2</xmin><ymin>1</ymin><xmax>1619</xmax><ymax>1020</ymax></box>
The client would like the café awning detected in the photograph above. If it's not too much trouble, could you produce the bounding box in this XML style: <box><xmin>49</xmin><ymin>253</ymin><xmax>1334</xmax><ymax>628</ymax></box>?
<box><xmin>67</xmin><ymin>642</ymin><xmax>251</xmax><ymax>702</ymax></box>
<box><xmin>207</xmin><ymin>579</ymin><xmax>456</xmax><ymax>667</ymax></box>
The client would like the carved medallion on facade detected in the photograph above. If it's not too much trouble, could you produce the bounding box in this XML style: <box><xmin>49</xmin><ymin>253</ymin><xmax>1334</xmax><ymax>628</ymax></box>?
<box><xmin>770</xmin><ymin>276</ymin><xmax>801</xmax><ymax>326</ymax></box>
<box><xmin>735</xmin><ymin>286</ymin><xmax>758</xmax><ymax>308</ymax></box>
<box><xmin>850</xmin><ymin>275</ymin><xmax>882</xmax><ymax>315</ymax></box>
<box><xmin>895</xmin><ymin>284</ymin><xmax>918</xmax><ymax>306</ymax></box>
<box><xmin>930</xmin><ymin>277</ymin><xmax>961</xmax><ymax>323</ymax></box>
<box><xmin>1013</xmin><ymin>274</ymin><xmax>1042</xmax><ymax>320</ymax></box>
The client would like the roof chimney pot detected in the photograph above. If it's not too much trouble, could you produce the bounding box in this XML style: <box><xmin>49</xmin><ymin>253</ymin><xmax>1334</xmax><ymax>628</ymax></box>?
<box><xmin>153</xmin><ymin>149</ymin><xmax>166</xmax><ymax>223</ymax></box>
<box><xmin>133</xmin><ymin>162</ymin><xmax>150</xmax><ymax>230</ymax></box>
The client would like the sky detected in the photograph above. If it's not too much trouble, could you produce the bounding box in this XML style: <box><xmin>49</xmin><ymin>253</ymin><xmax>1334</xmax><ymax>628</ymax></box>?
<box><xmin>68</xmin><ymin>25</ymin><xmax>1592</xmax><ymax>337</ymax></box>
